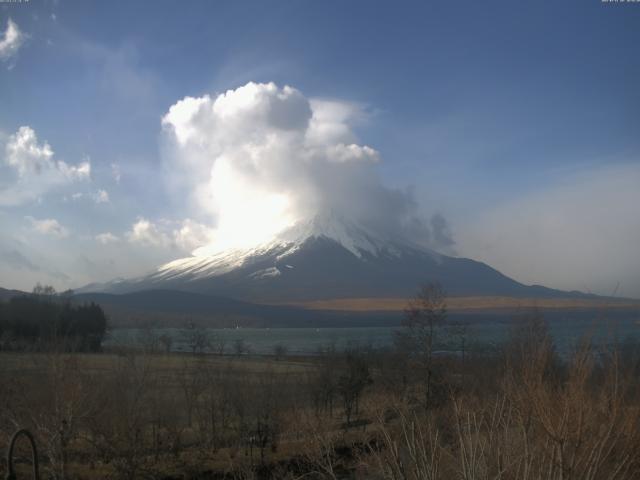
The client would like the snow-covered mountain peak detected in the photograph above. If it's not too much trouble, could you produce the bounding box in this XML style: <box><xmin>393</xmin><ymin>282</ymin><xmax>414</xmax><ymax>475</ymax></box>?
<box><xmin>129</xmin><ymin>211</ymin><xmax>440</xmax><ymax>287</ymax></box>
<box><xmin>277</xmin><ymin>210</ymin><xmax>389</xmax><ymax>257</ymax></box>
<box><xmin>76</xmin><ymin>209</ymin><xmax>561</xmax><ymax>302</ymax></box>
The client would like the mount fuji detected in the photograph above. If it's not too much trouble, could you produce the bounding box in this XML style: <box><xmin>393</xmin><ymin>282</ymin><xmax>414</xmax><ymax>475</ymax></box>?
<box><xmin>81</xmin><ymin>212</ymin><xmax>586</xmax><ymax>303</ymax></box>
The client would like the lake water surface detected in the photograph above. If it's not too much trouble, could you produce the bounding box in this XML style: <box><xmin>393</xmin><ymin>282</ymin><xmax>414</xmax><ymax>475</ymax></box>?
<box><xmin>105</xmin><ymin>309</ymin><xmax>640</xmax><ymax>356</ymax></box>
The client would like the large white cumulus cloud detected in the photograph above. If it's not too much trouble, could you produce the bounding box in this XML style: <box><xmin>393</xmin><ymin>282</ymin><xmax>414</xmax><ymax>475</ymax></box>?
<box><xmin>162</xmin><ymin>81</ymin><xmax>447</xmax><ymax>254</ymax></box>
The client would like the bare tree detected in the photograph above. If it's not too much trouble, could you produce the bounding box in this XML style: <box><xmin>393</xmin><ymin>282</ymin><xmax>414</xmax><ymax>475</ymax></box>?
<box><xmin>177</xmin><ymin>357</ymin><xmax>207</xmax><ymax>428</ymax></box>
<box><xmin>158</xmin><ymin>333</ymin><xmax>173</xmax><ymax>354</ymax></box>
<box><xmin>84</xmin><ymin>352</ymin><xmax>157</xmax><ymax>480</ymax></box>
<box><xmin>210</xmin><ymin>331</ymin><xmax>227</xmax><ymax>355</ymax></box>
<box><xmin>137</xmin><ymin>324</ymin><xmax>160</xmax><ymax>354</ymax></box>
<box><xmin>182</xmin><ymin>321</ymin><xmax>211</xmax><ymax>355</ymax></box>
<box><xmin>309</xmin><ymin>346</ymin><xmax>340</xmax><ymax>417</ymax></box>
<box><xmin>396</xmin><ymin>282</ymin><xmax>447</xmax><ymax>408</ymax></box>
<box><xmin>233</xmin><ymin>338</ymin><xmax>248</xmax><ymax>356</ymax></box>
<box><xmin>194</xmin><ymin>362</ymin><xmax>235</xmax><ymax>452</ymax></box>
<box><xmin>447</xmin><ymin>321</ymin><xmax>469</xmax><ymax>372</ymax></box>
<box><xmin>338</xmin><ymin>349</ymin><xmax>372</xmax><ymax>428</ymax></box>
<box><xmin>9</xmin><ymin>352</ymin><xmax>99</xmax><ymax>479</ymax></box>
<box><xmin>273</xmin><ymin>343</ymin><xmax>287</xmax><ymax>360</ymax></box>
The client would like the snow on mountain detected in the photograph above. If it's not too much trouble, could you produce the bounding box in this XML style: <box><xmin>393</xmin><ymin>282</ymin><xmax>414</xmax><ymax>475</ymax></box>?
<box><xmin>278</xmin><ymin>211</ymin><xmax>392</xmax><ymax>257</ymax></box>
<box><xmin>150</xmin><ymin>210</ymin><xmax>438</xmax><ymax>283</ymax></box>
<box><xmin>79</xmin><ymin>211</ymin><xmax>582</xmax><ymax>302</ymax></box>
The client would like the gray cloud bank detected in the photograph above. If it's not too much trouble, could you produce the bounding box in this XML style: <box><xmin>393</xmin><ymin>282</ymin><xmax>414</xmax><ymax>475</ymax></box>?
<box><xmin>458</xmin><ymin>163</ymin><xmax>640</xmax><ymax>298</ymax></box>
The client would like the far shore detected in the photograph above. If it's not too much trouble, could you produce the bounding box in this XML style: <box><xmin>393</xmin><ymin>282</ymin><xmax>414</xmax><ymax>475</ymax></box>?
<box><xmin>272</xmin><ymin>296</ymin><xmax>640</xmax><ymax>312</ymax></box>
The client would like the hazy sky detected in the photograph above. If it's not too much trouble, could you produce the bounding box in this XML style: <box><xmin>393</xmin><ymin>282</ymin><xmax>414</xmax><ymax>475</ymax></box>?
<box><xmin>1</xmin><ymin>0</ymin><xmax>639</xmax><ymax>297</ymax></box>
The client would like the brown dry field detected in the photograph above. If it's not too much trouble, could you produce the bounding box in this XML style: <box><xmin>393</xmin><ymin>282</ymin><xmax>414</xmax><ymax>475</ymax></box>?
<box><xmin>275</xmin><ymin>295</ymin><xmax>640</xmax><ymax>312</ymax></box>
<box><xmin>0</xmin><ymin>350</ymin><xmax>316</xmax><ymax>377</ymax></box>
<box><xmin>3</xmin><ymin>339</ymin><xmax>640</xmax><ymax>478</ymax></box>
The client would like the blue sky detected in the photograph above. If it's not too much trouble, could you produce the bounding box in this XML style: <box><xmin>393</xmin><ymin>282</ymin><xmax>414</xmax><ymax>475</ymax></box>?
<box><xmin>1</xmin><ymin>0</ymin><xmax>639</xmax><ymax>297</ymax></box>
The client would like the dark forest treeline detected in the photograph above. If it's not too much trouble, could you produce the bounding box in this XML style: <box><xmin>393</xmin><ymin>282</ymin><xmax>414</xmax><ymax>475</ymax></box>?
<box><xmin>0</xmin><ymin>284</ymin><xmax>107</xmax><ymax>351</ymax></box>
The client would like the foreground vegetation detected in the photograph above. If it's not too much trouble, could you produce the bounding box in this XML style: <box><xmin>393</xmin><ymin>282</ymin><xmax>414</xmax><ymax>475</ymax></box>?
<box><xmin>1</xmin><ymin>286</ymin><xmax>640</xmax><ymax>479</ymax></box>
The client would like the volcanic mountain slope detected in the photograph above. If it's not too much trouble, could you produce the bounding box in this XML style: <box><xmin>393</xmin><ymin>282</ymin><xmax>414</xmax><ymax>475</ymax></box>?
<box><xmin>82</xmin><ymin>212</ymin><xmax>591</xmax><ymax>302</ymax></box>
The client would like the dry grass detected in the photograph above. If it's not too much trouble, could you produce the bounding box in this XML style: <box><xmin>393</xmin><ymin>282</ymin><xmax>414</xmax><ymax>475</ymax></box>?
<box><xmin>2</xmin><ymin>326</ymin><xmax>640</xmax><ymax>479</ymax></box>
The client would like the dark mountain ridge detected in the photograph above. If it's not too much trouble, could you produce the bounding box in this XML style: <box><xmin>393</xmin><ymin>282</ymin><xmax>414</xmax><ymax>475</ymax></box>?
<box><xmin>81</xmin><ymin>234</ymin><xmax>599</xmax><ymax>303</ymax></box>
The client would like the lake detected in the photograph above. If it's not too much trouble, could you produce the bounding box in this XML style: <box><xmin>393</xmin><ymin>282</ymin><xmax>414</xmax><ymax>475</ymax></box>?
<box><xmin>104</xmin><ymin>308</ymin><xmax>640</xmax><ymax>356</ymax></box>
